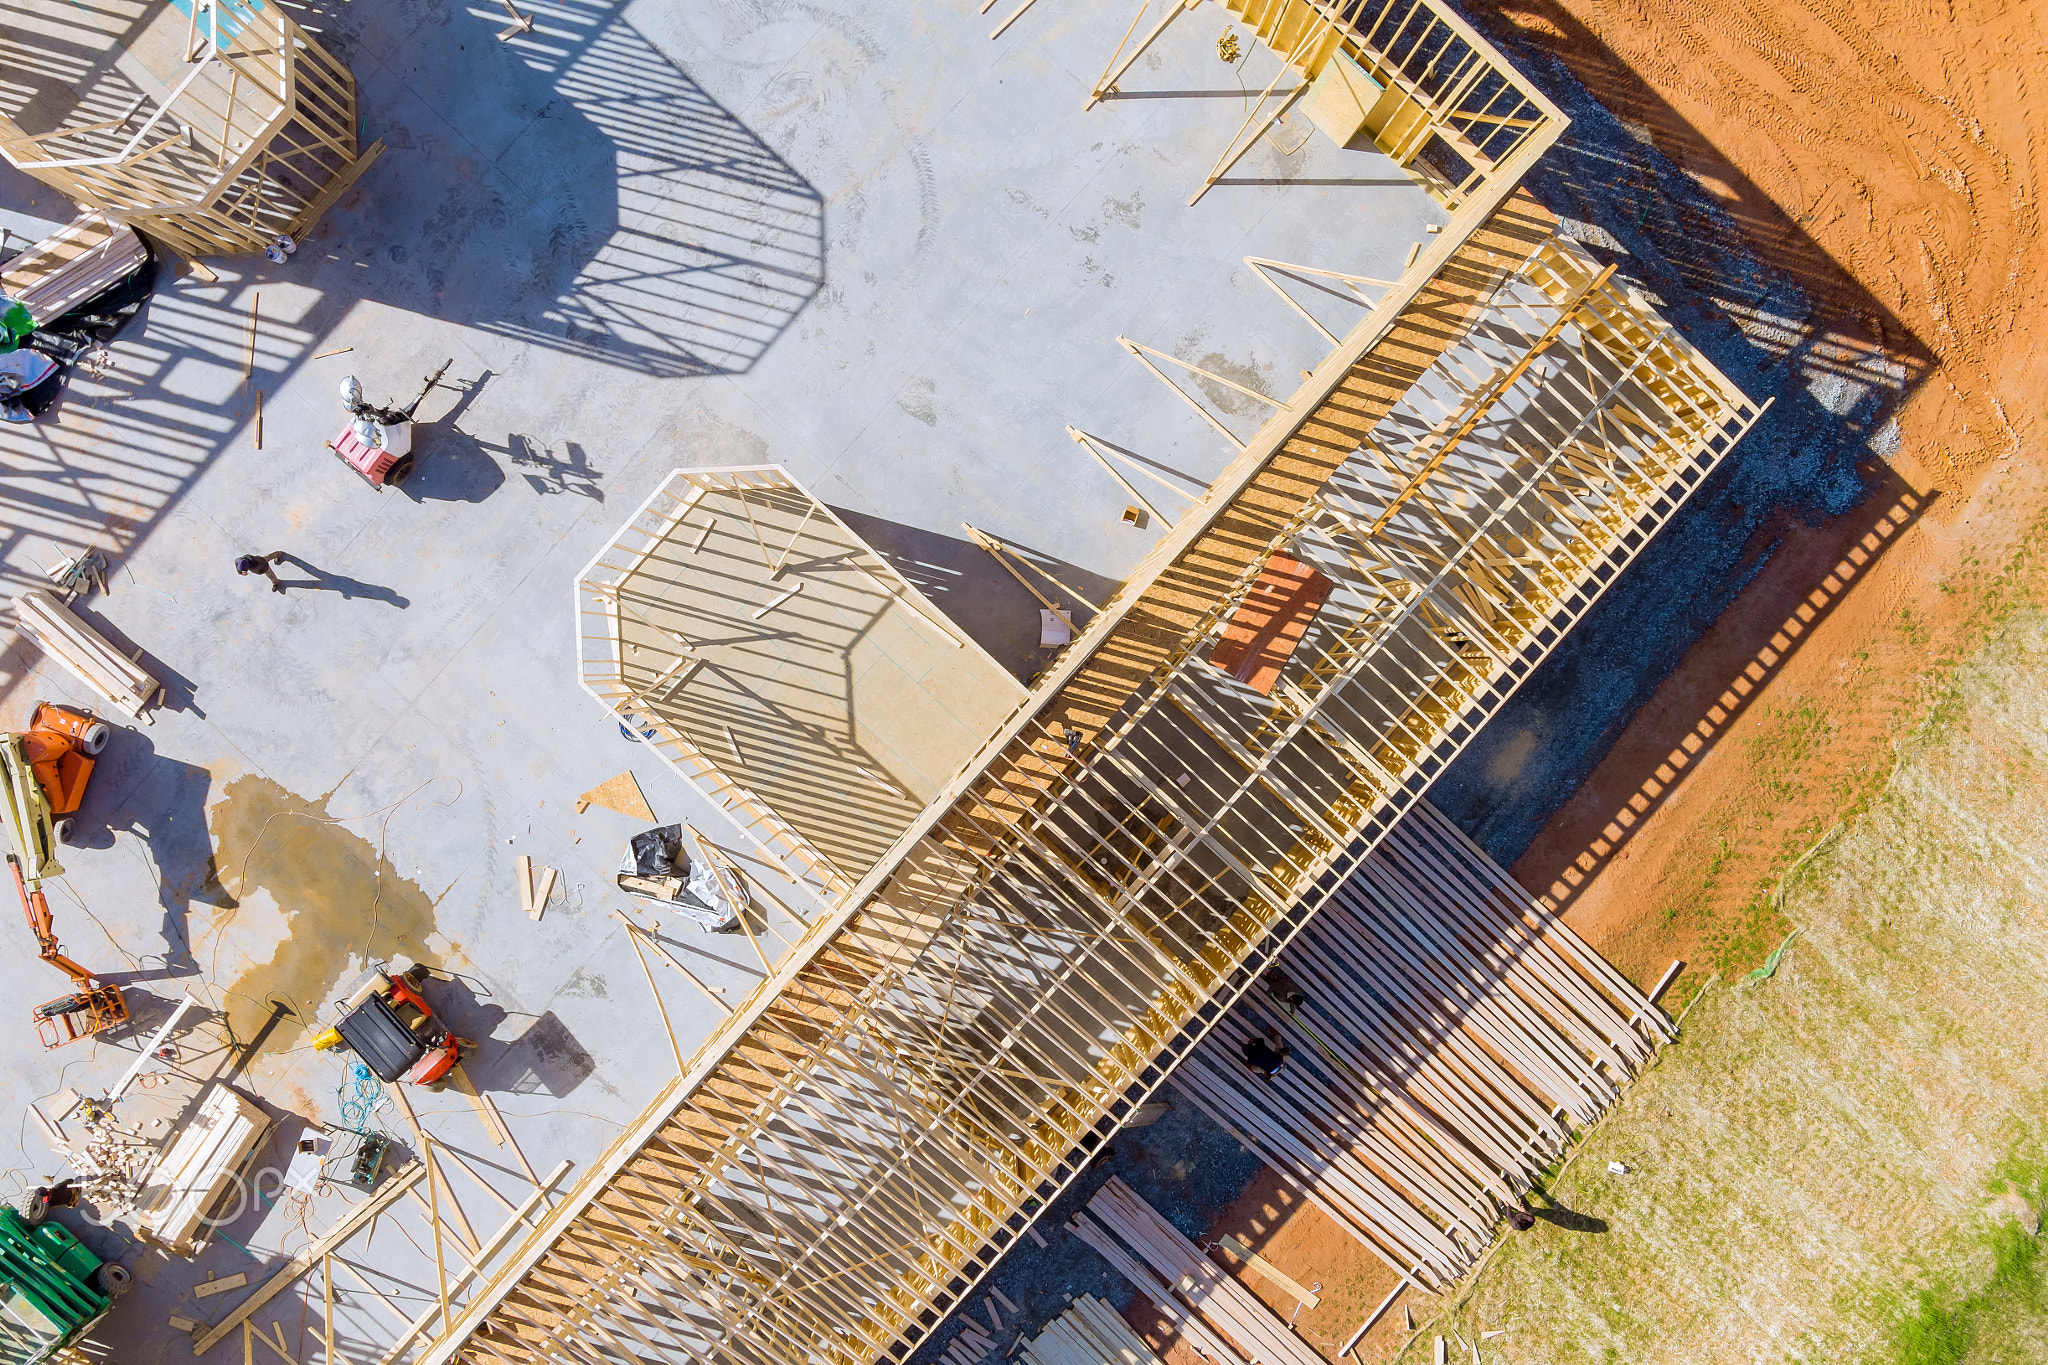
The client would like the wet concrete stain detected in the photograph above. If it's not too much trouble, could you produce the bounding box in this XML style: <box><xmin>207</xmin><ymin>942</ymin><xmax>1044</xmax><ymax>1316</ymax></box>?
<box><xmin>205</xmin><ymin>775</ymin><xmax>444</xmax><ymax>1055</ymax></box>
<box><xmin>1191</xmin><ymin>346</ymin><xmax>1278</xmax><ymax>416</ymax></box>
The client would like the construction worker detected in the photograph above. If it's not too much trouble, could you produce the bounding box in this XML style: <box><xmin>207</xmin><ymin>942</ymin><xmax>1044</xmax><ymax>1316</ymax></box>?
<box><xmin>1240</xmin><ymin>1026</ymin><xmax>1292</xmax><ymax>1080</ymax></box>
<box><xmin>235</xmin><ymin>551</ymin><xmax>288</xmax><ymax>593</ymax></box>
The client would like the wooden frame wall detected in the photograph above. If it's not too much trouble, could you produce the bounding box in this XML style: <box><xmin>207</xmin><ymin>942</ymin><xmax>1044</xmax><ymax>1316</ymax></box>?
<box><xmin>1107</xmin><ymin>0</ymin><xmax>1565</xmax><ymax>206</ymax></box>
<box><xmin>424</xmin><ymin>227</ymin><xmax>1764</xmax><ymax>1365</ymax></box>
<box><xmin>0</xmin><ymin>0</ymin><xmax>380</xmax><ymax>257</ymax></box>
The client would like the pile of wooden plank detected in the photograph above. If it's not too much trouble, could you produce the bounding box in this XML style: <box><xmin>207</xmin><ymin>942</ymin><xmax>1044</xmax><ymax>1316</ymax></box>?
<box><xmin>1171</xmin><ymin>800</ymin><xmax>1667</xmax><ymax>1288</ymax></box>
<box><xmin>1068</xmin><ymin>1177</ymin><xmax>1322</xmax><ymax>1365</ymax></box>
<box><xmin>10</xmin><ymin>589</ymin><xmax>160</xmax><ymax>721</ymax></box>
<box><xmin>1019</xmin><ymin>1295</ymin><xmax>1166</xmax><ymax>1365</ymax></box>
<box><xmin>0</xmin><ymin>213</ymin><xmax>148</xmax><ymax>325</ymax></box>
<box><xmin>938</xmin><ymin>1286</ymin><xmax>1020</xmax><ymax>1365</ymax></box>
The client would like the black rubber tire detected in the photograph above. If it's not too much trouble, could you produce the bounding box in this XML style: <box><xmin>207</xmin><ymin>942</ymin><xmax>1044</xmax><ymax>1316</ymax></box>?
<box><xmin>80</xmin><ymin>720</ymin><xmax>111</xmax><ymax>755</ymax></box>
<box><xmin>53</xmin><ymin>817</ymin><xmax>76</xmax><ymax>846</ymax></box>
<box><xmin>94</xmin><ymin>1262</ymin><xmax>133</xmax><ymax>1296</ymax></box>
<box><xmin>385</xmin><ymin>455</ymin><xmax>415</xmax><ymax>486</ymax></box>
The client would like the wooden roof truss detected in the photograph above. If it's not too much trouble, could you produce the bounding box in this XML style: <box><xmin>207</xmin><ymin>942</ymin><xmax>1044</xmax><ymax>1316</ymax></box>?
<box><xmin>430</xmin><ymin>234</ymin><xmax>1764</xmax><ymax>1365</ymax></box>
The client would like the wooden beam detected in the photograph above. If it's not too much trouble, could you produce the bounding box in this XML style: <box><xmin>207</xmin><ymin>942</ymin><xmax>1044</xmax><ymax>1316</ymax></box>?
<box><xmin>962</xmin><ymin>524</ymin><xmax>1075</xmax><ymax>633</ymax></box>
<box><xmin>375</xmin><ymin>1160</ymin><xmax>572</xmax><ymax>1364</ymax></box>
<box><xmin>425</xmin><ymin>1136</ymin><xmax>452</xmax><ymax>1334</ymax></box>
<box><xmin>193</xmin><ymin>1164</ymin><xmax>425</xmax><ymax>1352</ymax></box>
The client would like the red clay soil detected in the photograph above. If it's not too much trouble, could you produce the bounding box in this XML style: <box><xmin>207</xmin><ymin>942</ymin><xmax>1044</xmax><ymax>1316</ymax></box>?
<box><xmin>1130</xmin><ymin>5</ymin><xmax>2046</xmax><ymax>1360</ymax></box>
<box><xmin>1122</xmin><ymin>1166</ymin><xmax>1405</xmax><ymax>1365</ymax></box>
<box><xmin>1479</xmin><ymin>0</ymin><xmax>2048</xmax><ymax>1001</ymax></box>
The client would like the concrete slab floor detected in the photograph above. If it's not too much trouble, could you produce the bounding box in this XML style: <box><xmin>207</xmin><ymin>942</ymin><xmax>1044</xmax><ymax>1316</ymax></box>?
<box><xmin>0</xmin><ymin>0</ymin><xmax>1439</xmax><ymax>1357</ymax></box>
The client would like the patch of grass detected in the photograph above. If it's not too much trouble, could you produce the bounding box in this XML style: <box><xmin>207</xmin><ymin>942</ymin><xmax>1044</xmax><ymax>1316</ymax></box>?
<box><xmin>1892</xmin><ymin>1223</ymin><xmax>2044</xmax><ymax>1365</ymax></box>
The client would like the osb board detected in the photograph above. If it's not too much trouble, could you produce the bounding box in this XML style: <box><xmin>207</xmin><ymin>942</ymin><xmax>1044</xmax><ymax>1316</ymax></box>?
<box><xmin>1207</xmin><ymin>555</ymin><xmax>1334</xmax><ymax>696</ymax></box>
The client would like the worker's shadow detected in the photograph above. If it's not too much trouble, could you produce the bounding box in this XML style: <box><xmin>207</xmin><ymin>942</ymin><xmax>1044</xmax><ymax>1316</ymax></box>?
<box><xmin>270</xmin><ymin>554</ymin><xmax>409</xmax><ymax>608</ymax></box>
<box><xmin>65</xmin><ymin>730</ymin><xmax>230</xmax><ymax>980</ymax></box>
<box><xmin>1527</xmin><ymin>1187</ymin><xmax>1609</xmax><ymax>1235</ymax></box>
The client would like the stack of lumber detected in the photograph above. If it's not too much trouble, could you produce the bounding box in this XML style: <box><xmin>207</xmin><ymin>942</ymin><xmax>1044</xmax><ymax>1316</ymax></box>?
<box><xmin>1171</xmin><ymin>800</ymin><xmax>1666</xmax><ymax>1288</ymax></box>
<box><xmin>0</xmin><ymin>214</ymin><xmax>148</xmax><ymax>324</ymax></box>
<box><xmin>1019</xmin><ymin>1295</ymin><xmax>1166</xmax><ymax>1365</ymax></box>
<box><xmin>10</xmin><ymin>589</ymin><xmax>160</xmax><ymax>721</ymax></box>
<box><xmin>1070</xmin><ymin>1177</ymin><xmax>1322</xmax><ymax>1365</ymax></box>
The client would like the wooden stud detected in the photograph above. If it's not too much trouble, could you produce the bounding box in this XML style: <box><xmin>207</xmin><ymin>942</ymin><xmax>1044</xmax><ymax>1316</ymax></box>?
<box><xmin>962</xmin><ymin>524</ymin><xmax>1075</xmax><ymax>632</ymax></box>
<box><xmin>244</xmin><ymin>293</ymin><xmax>259</xmax><ymax>391</ymax></box>
<box><xmin>322</xmin><ymin>1255</ymin><xmax>336</xmax><ymax>1365</ymax></box>
<box><xmin>621</xmin><ymin>920</ymin><xmax>686</xmax><ymax>1071</ymax></box>
<box><xmin>751</xmin><ymin>580</ymin><xmax>803</xmax><ymax>620</ymax></box>
<box><xmin>424</xmin><ymin>1135</ymin><xmax>452</xmax><ymax>1334</ymax></box>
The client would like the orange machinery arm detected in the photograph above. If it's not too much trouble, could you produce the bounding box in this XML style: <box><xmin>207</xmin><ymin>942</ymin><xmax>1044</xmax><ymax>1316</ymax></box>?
<box><xmin>7</xmin><ymin>853</ymin><xmax>99</xmax><ymax>986</ymax></box>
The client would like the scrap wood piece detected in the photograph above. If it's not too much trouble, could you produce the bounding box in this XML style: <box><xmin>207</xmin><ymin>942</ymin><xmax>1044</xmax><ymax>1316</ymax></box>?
<box><xmin>531</xmin><ymin>864</ymin><xmax>557</xmax><ymax>920</ymax></box>
<box><xmin>573</xmin><ymin>770</ymin><xmax>654</xmax><ymax>820</ymax></box>
<box><xmin>195</xmin><ymin>1272</ymin><xmax>249</xmax><ymax>1298</ymax></box>
<box><xmin>1218</xmin><ymin>1233</ymin><xmax>1319</xmax><ymax>1307</ymax></box>
<box><xmin>516</xmin><ymin>853</ymin><xmax>533</xmax><ymax>917</ymax></box>
<box><xmin>495</xmin><ymin>0</ymin><xmax>534</xmax><ymax>37</ymax></box>
<box><xmin>251</xmin><ymin>1320</ymin><xmax>297</xmax><ymax>1365</ymax></box>
<box><xmin>191</xmin><ymin>1163</ymin><xmax>424</xmax><ymax>1352</ymax></box>
<box><xmin>448</xmin><ymin>1064</ymin><xmax>507</xmax><ymax>1148</ymax></box>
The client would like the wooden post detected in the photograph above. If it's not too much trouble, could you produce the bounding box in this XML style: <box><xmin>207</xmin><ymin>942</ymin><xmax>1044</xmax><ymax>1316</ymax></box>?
<box><xmin>424</xmin><ymin>1135</ymin><xmax>452</xmax><ymax>1333</ymax></box>
<box><xmin>622</xmin><ymin>920</ymin><xmax>687</xmax><ymax>1070</ymax></box>
<box><xmin>322</xmin><ymin>1255</ymin><xmax>337</xmax><ymax>1365</ymax></box>
<box><xmin>1065</xmin><ymin>426</ymin><xmax>1172</xmax><ymax>528</ymax></box>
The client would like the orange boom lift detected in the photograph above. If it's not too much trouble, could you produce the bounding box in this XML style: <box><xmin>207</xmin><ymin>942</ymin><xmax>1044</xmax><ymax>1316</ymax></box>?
<box><xmin>2</xmin><ymin>703</ymin><xmax>127</xmax><ymax>1047</ymax></box>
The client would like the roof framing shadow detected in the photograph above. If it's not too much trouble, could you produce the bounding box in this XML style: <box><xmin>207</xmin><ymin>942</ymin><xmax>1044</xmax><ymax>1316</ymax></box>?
<box><xmin>310</xmin><ymin>0</ymin><xmax>826</xmax><ymax>378</ymax></box>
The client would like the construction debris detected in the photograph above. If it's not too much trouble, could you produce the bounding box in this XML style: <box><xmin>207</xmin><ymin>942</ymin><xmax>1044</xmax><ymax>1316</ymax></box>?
<box><xmin>573</xmin><ymin>770</ymin><xmax>655</xmax><ymax>820</ymax></box>
<box><xmin>193</xmin><ymin>1272</ymin><xmax>247</xmax><ymax>1299</ymax></box>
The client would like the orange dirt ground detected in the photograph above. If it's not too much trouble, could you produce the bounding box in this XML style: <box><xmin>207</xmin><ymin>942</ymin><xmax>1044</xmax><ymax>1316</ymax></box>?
<box><xmin>1489</xmin><ymin>0</ymin><xmax>2046</xmax><ymax>1005</ymax></box>
<box><xmin>1129</xmin><ymin>0</ymin><xmax>2045</xmax><ymax>1359</ymax></box>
